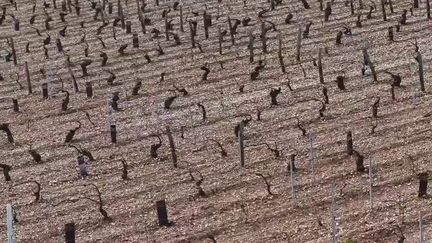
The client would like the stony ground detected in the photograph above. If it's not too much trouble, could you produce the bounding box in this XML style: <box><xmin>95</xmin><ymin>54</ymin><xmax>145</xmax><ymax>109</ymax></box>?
<box><xmin>1</xmin><ymin>0</ymin><xmax>432</xmax><ymax>242</ymax></box>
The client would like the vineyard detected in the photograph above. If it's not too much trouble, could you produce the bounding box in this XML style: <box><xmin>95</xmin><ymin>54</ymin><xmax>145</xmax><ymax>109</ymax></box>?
<box><xmin>1</xmin><ymin>0</ymin><xmax>432</xmax><ymax>242</ymax></box>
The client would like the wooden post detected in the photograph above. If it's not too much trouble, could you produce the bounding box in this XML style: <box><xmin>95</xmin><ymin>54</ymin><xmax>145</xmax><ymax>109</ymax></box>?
<box><xmin>126</xmin><ymin>21</ymin><xmax>132</xmax><ymax>33</ymax></box>
<box><xmin>25</xmin><ymin>62</ymin><xmax>32</xmax><ymax>94</ymax></box>
<box><xmin>362</xmin><ymin>49</ymin><xmax>378</xmax><ymax>82</ymax></box>
<box><xmin>85</xmin><ymin>82</ymin><xmax>93</xmax><ymax>98</ymax></box>
<box><xmin>7</xmin><ymin>204</ymin><xmax>16</xmax><ymax>243</ymax></box>
<box><xmin>132</xmin><ymin>33</ymin><xmax>139</xmax><ymax>47</ymax></box>
<box><xmin>296</xmin><ymin>25</ymin><xmax>302</xmax><ymax>63</ymax></box>
<box><xmin>108</xmin><ymin>2</ymin><xmax>113</xmax><ymax>14</ymax></box>
<box><xmin>419</xmin><ymin>212</ymin><xmax>425</xmax><ymax>243</ymax></box>
<box><xmin>388</xmin><ymin>0</ymin><xmax>394</xmax><ymax>13</ymax></box>
<box><xmin>164</xmin><ymin>15</ymin><xmax>169</xmax><ymax>41</ymax></box>
<box><xmin>347</xmin><ymin>131</ymin><xmax>353</xmax><ymax>155</ymax></box>
<box><xmin>354</xmin><ymin>151</ymin><xmax>365</xmax><ymax>172</ymax></box>
<box><xmin>248</xmin><ymin>31</ymin><xmax>254</xmax><ymax>63</ymax></box>
<box><xmin>418</xmin><ymin>172</ymin><xmax>428</xmax><ymax>197</ymax></box>
<box><xmin>203</xmin><ymin>11</ymin><xmax>209</xmax><ymax>39</ymax></box>
<box><xmin>369</xmin><ymin>159</ymin><xmax>374</xmax><ymax>210</ymax></box>
<box><xmin>117</xmin><ymin>0</ymin><xmax>125</xmax><ymax>29</ymax></box>
<box><xmin>278</xmin><ymin>35</ymin><xmax>285</xmax><ymax>73</ymax></box>
<box><xmin>260</xmin><ymin>21</ymin><xmax>267</xmax><ymax>53</ymax></box>
<box><xmin>166</xmin><ymin>126</ymin><xmax>177</xmax><ymax>168</ymax></box>
<box><xmin>14</xmin><ymin>19</ymin><xmax>19</xmax><ymax>31</ymax></box>
<box><xmin>318</xmin><ymin>48</ymin><xmax>324</xmax><ymax>83</ymax></box>
<box><xmin>156</xmin><ymin>200</ymin><xmax>170</xmax><ymax>226</ymax></box>
<box><xmin>10</xmin><ymin>38</ymin><xmax>17</xmax><ymax>66</ymax></box>
<box><xmin>416</xmin><ymin>52</ymin><xmax>425</xmax><ymax>92</ymax></box>
<box><xmin>388</xmin><ymin>27</ymin><xmax>394</xmax><ymax>41</ymax></box>
<box><xmin>110</xmin><ymin>125</ymin><xmax>117</xmax><ymax>143</ymax></box>
<box><xmin>427</xmin><ymin>0</ymin><xmax>431</xmax><ymax>19</ymax></box>
<box><xmin>238</xmin><ymin>122</ymin><xmax>245</xmax><ymax>167</ymax></box>
<box><xmin>380</xmin><ymin>0</ymin><xmax>387</xmax><ymax>21</ymax></box>
<box><xmin>228</xmin><ymin>16</ymin><xmax>235</xmax><ymax>45</ymax></box>
<box><xmin>179</xmin><ymin>6</ymin><xmax>184</xmax><ymax>32</ymax></box>
<box><xmin>189</xmin><ymin>21</ymin><xmax>196</xmax><ymax>48</ymax></box>
<box><xmin>42</xmin><ymin>83</ymin><xmax>49</xmax><ymax>99</ymax></box>
<box><xmin>64</xmin><ymin>222</ymin><xmax>75</xmax><ymax>243</ymax></box>
<box><xmin>12</xmin><ymin>99</ymin><xmax>19</xmax><ymax>112</ymax></box>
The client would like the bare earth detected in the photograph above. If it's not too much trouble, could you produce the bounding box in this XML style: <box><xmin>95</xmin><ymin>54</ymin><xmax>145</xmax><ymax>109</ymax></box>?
<box><xmin>1</xmin><ymin>0</ymin><xmax>432</xmax><ymax>242</ymax></box>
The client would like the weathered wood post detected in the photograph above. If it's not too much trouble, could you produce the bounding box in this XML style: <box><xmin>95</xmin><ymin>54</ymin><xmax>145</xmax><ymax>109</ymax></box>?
<box><xmin>132</xmin><ymin>33</ymin><xmax>139</xmax><ymax>47</ymax></box>
<box><xmin>260</xmin><ymin>21</ymin><xmax>267</xmax><ymax>53</ymax></box>
<box><xmin>427</xmin><ymin>0</ymin><xmax>431</xmax><ymax>19</ymax></box>
<box><xmin>388</xmin><ymin>27</ymin><xmax>394</xmax><ymax>41</ymax></box>
<box><xmin>179</xmin><ymin>6</ymin><xmax>184</xmax><ymax>32</ymax></box>
<box><xmin>419</xmin><ymin>211</ymin><xmax>425</xmax><ymax>243</ymax></box>
<box><xmin>415</xmin><ymin>52</ymin><xmax>425</xmax><ymax>92</ymax></box>
<box><xmin>278</xmin><ymin>34</ymin><xmax>285</xmax><ymax>73</ymax></box>
<box><xmin>164</xmin><ymin>14</ymin><xmax>169</xmax><ymax>41</ymax></box>
<box><xmin>108</xmin><ymin>2</ymin><xmax>113</xmax><ymax>14</ymax></box>
<box><xmin>189</xmin><ymin>21</ymin><xmax>196</xmax><ymax>48</ymax></box>
<box><xmin>14</xmin><ymin>19</ymin><xmax>19</xmax><ymax>31</ymax></box>
<box><xmin>369</xmin><ymin>159</ymin><xmax>374</xmax><ymax>210</ymax></box>
<box><xmin>156</xmin><ymin>200</ymin><xmax>170</xmax><ymax>226</ymax></box>
<box><xmin>418</xmin><ymin>172</ymin><xmax>428</xmax><ymax>197</ymax></box>
<box><xmin>7</xmin><ymin>204</ymin><xmax>16</xmax><ymax>243</ymax></box>
<box><xmin>318</xmin><ymin>48</ymin><xmax>324</xmax><ymax>83</ymax></box>
<box><xmin>296</xmin><ymin>25</ymin><xmax>302</xmax><ymax>62</ymax></box>
<box><xmin>10</xmin><ymin>38</ymin><xmax>17</xmax><ymax>66</ymax></box>
<box><xmin>218</xmin><ymin>26</ymin><xmax>223</xmax><ymax>54</ymax></box>
<box><xmin>110</xmin><ymin>125</ymin><xmax>117</xmax><ymax>143</ymax></box>
<box><xmin>166</xmin><ymin>126</ymin><xmax>177</xmax><ymax>168</ymax></box>
<box><xmin>64</xmin><ymin>222</ymin><xmax>75</xmax><ymax>243</ymax></box>
<box><xmin>42</xmin><ymin>83</ymin><xmax>49</xmax><ymax>99</ymax></box>
<box><xmin>203</xmin><ymin>11</ymin><xmax>211</xmax><ymax>39</ymax></box>
<box><xmin>228</xmin><ymin>16</ymin><xmax>235</xmax><ymax>45</ymax></box>
<box><xmin>12</xmin><ymin>99</ymin><xmax>19</xmax><ymax>112</ymax></box>
<box><xmin>239</xmin><ymin>122</ymin><xmax>245</xmax><ymax>167</ymax></box>
<box><xmin>85</xmin><ymin>82</ymin><xmax>93</xmax><ymax>98</ymax></box>
<box><xmin>380</xmin><ymin>0</ymin><xmax>387</xmax><ymax>21</ymax></box>
<box><xmin>126</xmin><ymin>21</ymin><xmax>131</xmax><ymax>33</ymax></box>
<box><xmin>248</xmin><ymin>31</ymin><xmax>254</xmax><ymax>63</ymax></box>
<box><xmin>354</xmin><ymin>150</ymin><xmax>365</xmax><ymax>172</ymax></box>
